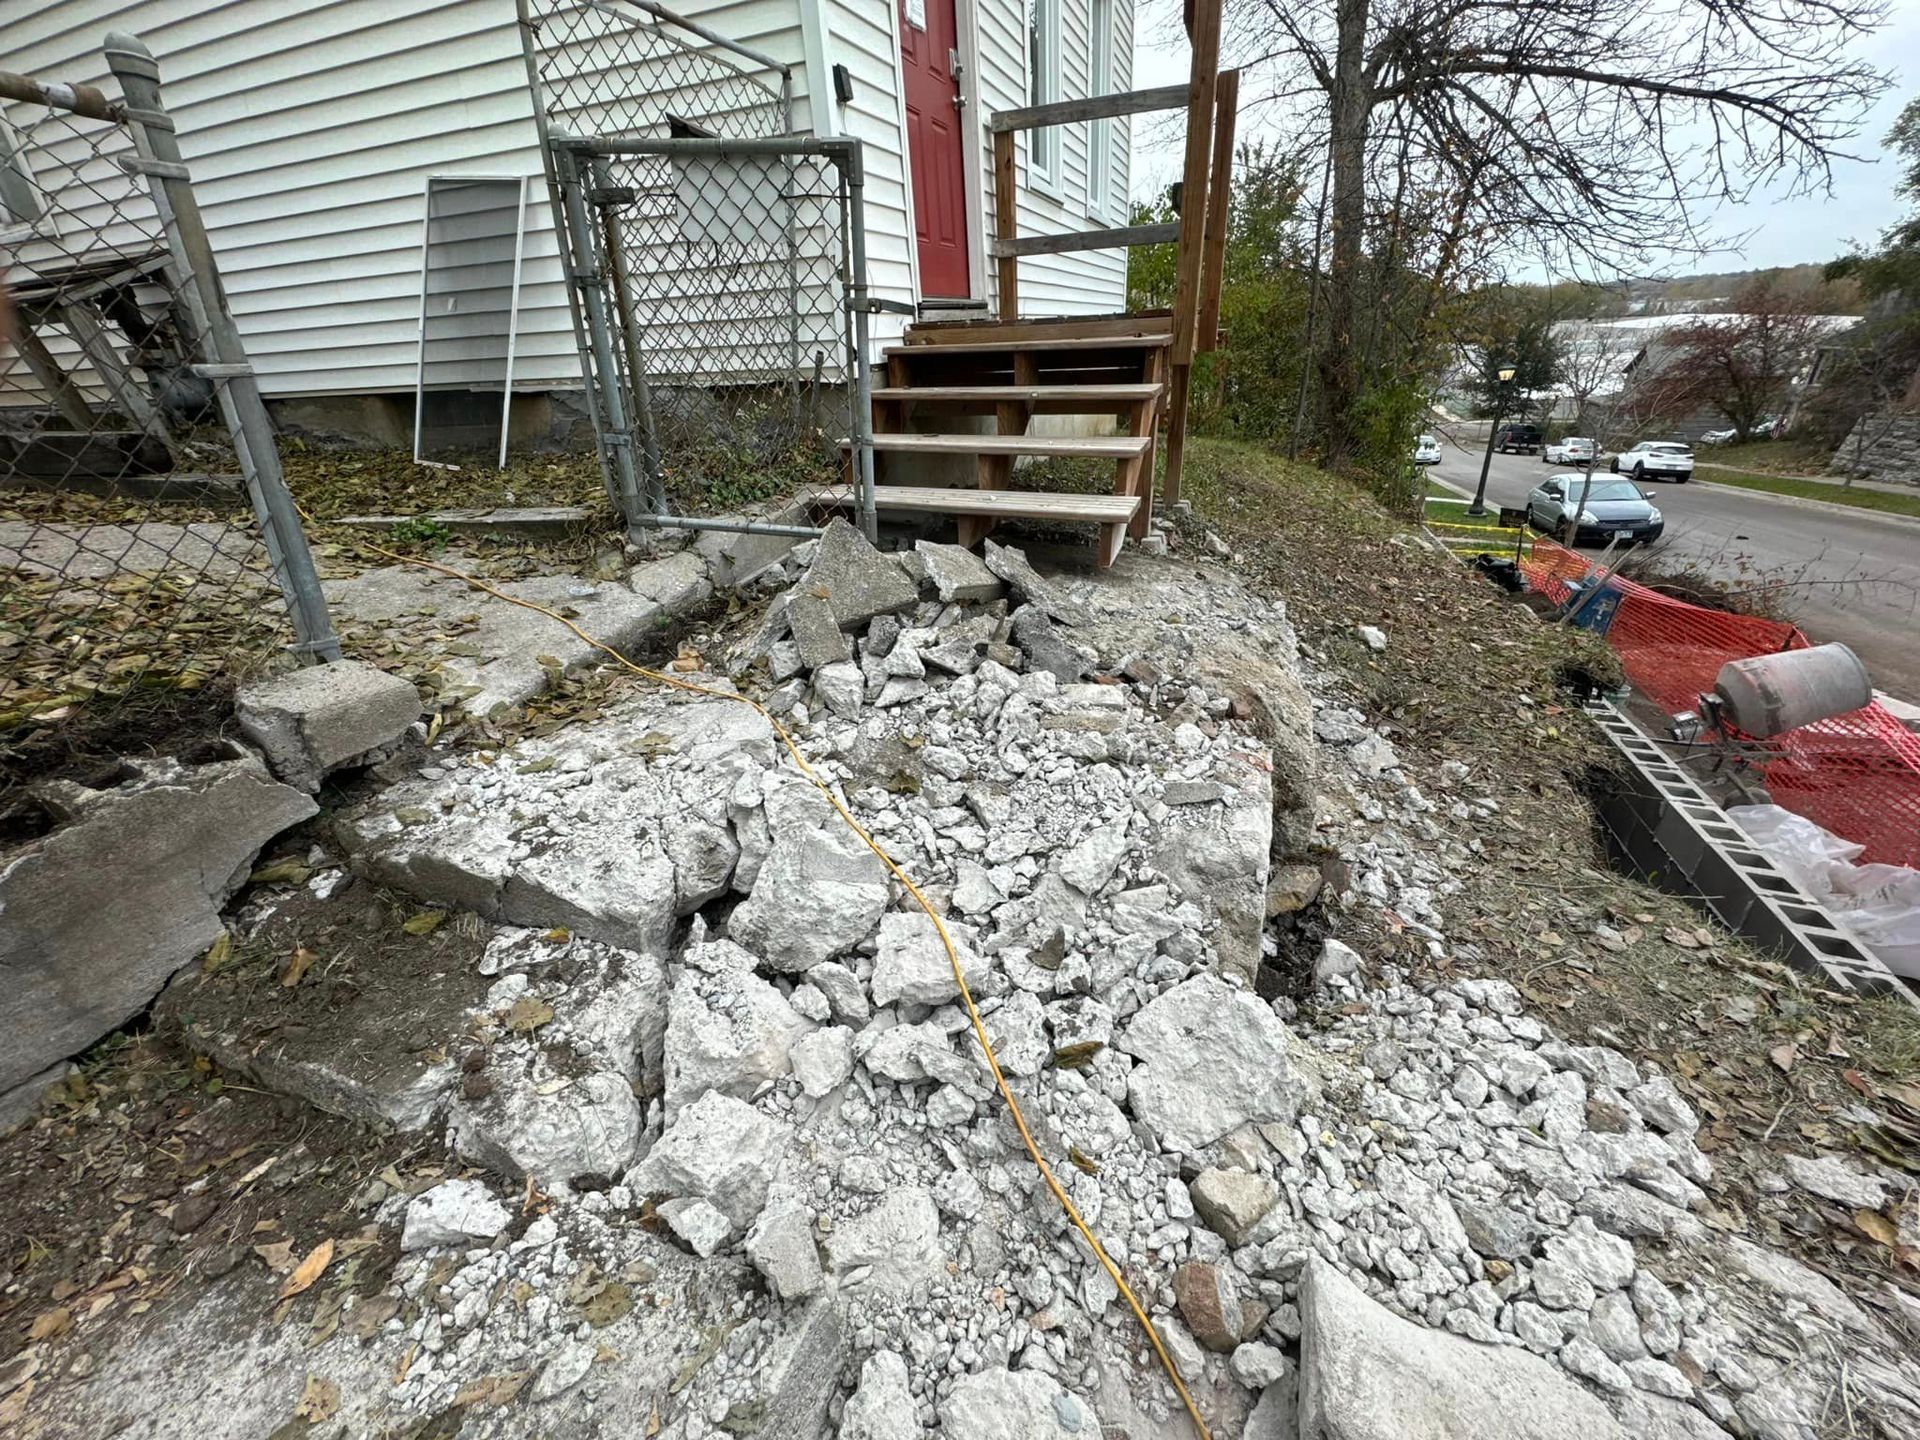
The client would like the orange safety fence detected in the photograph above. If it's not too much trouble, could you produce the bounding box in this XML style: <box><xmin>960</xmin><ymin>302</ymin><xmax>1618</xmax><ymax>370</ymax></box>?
<box><xmin>1521</xmin><ymin>540</ymin><xmax>1920</xmax><ymax>869</ymax></box>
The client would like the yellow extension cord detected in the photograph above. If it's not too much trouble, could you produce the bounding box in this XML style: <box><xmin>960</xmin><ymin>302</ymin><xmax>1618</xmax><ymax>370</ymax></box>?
<box><xmin>324</xmin><ymin>527</ymin><xmax>1214</xmax><ymax>1440</ymax></box>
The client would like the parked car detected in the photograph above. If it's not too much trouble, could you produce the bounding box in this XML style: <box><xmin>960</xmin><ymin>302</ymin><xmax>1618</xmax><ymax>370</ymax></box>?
<box><xmin>1699</xmin><ymin>427</ymin><xmax>1737</xmax><ymax>446</ymax></box>
<box><xmin>1494</xmin><ymin>424</ymin><xmax>1543</xmax><ymax>454</ymax></box>
<box><xmin>1610</xmin><ymin>440</ymin><xmax>1694</xmax><ymax>482</ymax></box>
<box><xmin>1413</xmin><ymin>433</ymin><xmax>1442</xmax><ymax>466</ymax></box>
<box><xmin>1542</xmin><ymin>436</ymin><xmax>1597</xmax><ymax>466</ymax></box>
<box><xmin>1527</xmin><ymin>474</ymin><xmax>1664</xmax><ymax>544</ymax></box>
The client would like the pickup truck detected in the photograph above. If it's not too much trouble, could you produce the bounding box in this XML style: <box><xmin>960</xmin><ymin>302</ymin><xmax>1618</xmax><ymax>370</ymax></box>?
<box><xmin>1610</xmin><ymin>440</ymin><xmax>1694</xmax><ymax>483</ymax></box>
<box><xmin>1494</xmin><ymin>424</ymin><xmax>1543</xmax><ymax>454</ymax></box>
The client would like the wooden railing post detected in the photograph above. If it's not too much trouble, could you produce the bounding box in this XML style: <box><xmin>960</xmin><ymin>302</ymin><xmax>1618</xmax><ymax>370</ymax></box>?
<box><xmin>1197</xmin><ymin>68</ymin><xmax>1239</xmax><ymax>356</ymax></box>
<box><xmin>1161</xmin><ymin>0</ymin><xmax>1222</xmax><ymax>508</ymax></box>
<box><xmin>993</xmin><ymin>129</ymin><xmax>1017</xmax><ymax>320</ymax></box>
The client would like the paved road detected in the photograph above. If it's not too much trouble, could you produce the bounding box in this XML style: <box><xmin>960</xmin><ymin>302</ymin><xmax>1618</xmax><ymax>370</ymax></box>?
<box><xmin>1430</xmin><ymin>433</ymin><xmax>1920</xmax><ymax>701</ymax></box>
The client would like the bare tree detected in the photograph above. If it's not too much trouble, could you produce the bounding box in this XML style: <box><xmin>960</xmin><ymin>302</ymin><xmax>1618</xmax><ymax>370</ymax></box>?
<box><xmin>1642</xmin><ymin>275</ymin><xmax>1830</xmax><ymax>437</ymax></box>
<box><xmin>1559</xmin><ymin>323</ymin><xmax>1635</xmax><ymax>437</ymax></box>
<box><xmin>1231</xmin><ymin>0</ymin><xmax>1891</xmax><ymax>463</ymax></box>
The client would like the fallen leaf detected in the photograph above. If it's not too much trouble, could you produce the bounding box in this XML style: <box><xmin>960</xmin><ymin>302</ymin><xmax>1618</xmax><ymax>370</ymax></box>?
<box><xmin>401</xmin><ymin>911</ymin><xmax>446</xmax><ymax>936</ymax></box>
<box><xmin>281</xmin><ymin>946</ymin><xmax>318</xmax><ymax>988</ymax></box>
<box><xmin>1855</xmin><ymin>1209</ymin><xmax>1900</xmax><ymax>1247</ymax></box>
<box><xmin>294</xmin><ymin>1375</ymin><xmax>340</xmax><ymax>1422</ymax></box>
<box><xmin>345</xmin><ymin>1293</ymin><xmax>400</xmax><ymax>1339</ymax></box>
<box><xmin>1843</xmin><ymin>1069</ymin><xmax>1876</xmax><ymax>1098</ymax></box>
<box><xmin>1769</xmin><ymin>1041</ymin><xmax>1798</xmax><ymax>1073</ymax></box>
<box><xmin>279</xmin><ymin>1239</ymin><xmax>335</xmax><ymax>1301</ymax></box>
<box><xmin>1664</xmin><ymin>926</ymin><xmax>1701</xmax><ymax>950</ymax></box>
<box><xmin>504</xmin><ymin>996</ymin><xmax>555</xmax><ymax>1033</ymax></box>
<box><xmin>200</xmin><ymin>932</ymin><xmax>234</xmax><ymax>974</ymax></box>
<box><xmin>579</xmin><ymin>1282</ymin><xmax>632</xmax><ymax>1328</ymax></box>
<box><xmin>254</xmin><ymin>1240</ymin><xmax>297</xmax><ymax>1274</ymax></box>
<box><xmin>250</xmin><ymin>858</ymin><xmax>312</xmax><ymax>886</ymax></box>
<box><xmin>27</xmin><ymin>1308</ymin><xmax>71</xmax><ymax>1342</ymax></box>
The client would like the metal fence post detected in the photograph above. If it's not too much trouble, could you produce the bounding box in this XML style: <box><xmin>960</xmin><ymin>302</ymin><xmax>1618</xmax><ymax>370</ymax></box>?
<box><xmin>102</xmin><ymin>31</ymin><xmax>341</xmax><ymax>663</ymax></box>
<box><xmin>553</xmin><ymin>141</ymin><xmax>652</xmax><ymax>529</ymax></box>
<box><xmin>835</xmin><ymin>139</ymin><xmax>879</xmax><ymax>542</ymax></box>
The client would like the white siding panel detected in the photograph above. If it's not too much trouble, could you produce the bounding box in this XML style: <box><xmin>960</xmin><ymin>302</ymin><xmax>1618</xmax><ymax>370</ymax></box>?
<box><xmin>2</xmin><ymin>0</ymin><xmax>821</xmax><ymax>397</ymax></box>
<box><xmin>3</xmin><ymin>0</ymin><xmax>1131</xmax><ymax>401</ymax></box>
<box><xmin>814</xmin><ymin>0</ymin><xmax>916</xmax><ymax>345</ymax></box>
<box><xmin>972</xmin><ymin>0</ymin><xmax>1130</xmax><ymax>315</ymax></box>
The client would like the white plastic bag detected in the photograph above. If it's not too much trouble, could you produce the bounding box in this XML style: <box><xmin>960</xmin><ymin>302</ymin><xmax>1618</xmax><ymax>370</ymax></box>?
<box><xmin>1728</xmin><ymin>804</ymin><xmax>1920</xmax><ymax>978</ymax></box>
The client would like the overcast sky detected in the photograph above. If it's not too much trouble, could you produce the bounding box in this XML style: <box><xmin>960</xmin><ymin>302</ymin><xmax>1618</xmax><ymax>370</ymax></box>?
<box><xmin>1127</xmin><ymin>2</ymin><xmax>1920</xmax><ymax>278</ymax></box>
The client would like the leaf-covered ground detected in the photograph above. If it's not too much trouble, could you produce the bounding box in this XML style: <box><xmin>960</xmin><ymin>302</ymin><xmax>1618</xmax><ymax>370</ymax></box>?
<box><xmin>1177</xmin><ymin>437</ymin><xmax>1920</xmax><ymax>1293</ymax></box>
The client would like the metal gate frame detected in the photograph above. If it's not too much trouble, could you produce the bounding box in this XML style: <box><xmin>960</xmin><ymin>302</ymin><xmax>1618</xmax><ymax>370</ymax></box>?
<box><xmin>548</xmin><ymin>131</ymin><xmax>878</xmax><ymax>542</ymax></box>
<box><xmin>516</xmin><ymin>0</ymin><xmax>877</xmax><ymax>542</ymax></box>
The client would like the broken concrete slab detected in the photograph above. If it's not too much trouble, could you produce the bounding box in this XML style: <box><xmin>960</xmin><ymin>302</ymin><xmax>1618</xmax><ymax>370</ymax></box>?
<box><xmin>787</xmin><ymin>590</ymin><xmax>851</xmax><ymax>670</ymax></box>
<box><xmin>982</xmin><ymin>539</ymin><xmax>1089</xmax><ymax>626</ymax></box>
<box><xmin>940</xmin><ymin>1366</ymin><xmax>1099</xmax><ymax>1440</ymax></box>
<box><xmin>0</xmin><ymin>748</ymin><xmax>315</xmax><ymax>1094</ymax></box>
<box><xmin>0</xmin><ymin>1060</ymin><xmax>74</xmax><ymax>1134</ymax></box>
<box><xmin>401</xmin><ymin>1178</ymin><xmax>512</xmax><ymax>1252</ymax></box>
<box><xmin>728</xmin><ymin>777</ymin><xmax>890</xmax><ymax>972</ymax></box>
<box><xmin>1298</xmin><ymin>1257</ymin><xmax>1634</xmax><ymax>1439</ymax></box>
<box><xmin>826</xmin><ymin>1187</ymin><xmax>944</xmax><ymax>1296</ymax></box>
<box><xmin>341</xmin><ymin>694</ymin><xmax>772</xmax><ymax>953</ymax></box>
<box><xmin>324</xmin><ymin>553</ymin><xmax>710</xmax><ymax>719</ymax></box>
<box><xmin>236</xmin><ymin>658</ymin><xmax>420</xmax><ymax>791</ymax></box>
<box><xmin>801</xmin><ymin>517</ymin><xmax>918</xmax><ymax>629</ymax></box>
<box><xmin>1116</xmin><ymin>974</ymin><xmax>1304</xmax><ymax>1154</ymax></box>
<box><xmin>451</xmin><ymin>1066</ymin><xmax>642</xmax><ymax>1190</ymax></box>
<box><xmin>914</xmin><ymin>540</ymin><xmax>1005</xmax><ymax>604</ymax></box>
<box><xmin>628</xmin><ymin>1090</ymin><xmax>790</xmax><ymax>1231</ymax></box>
<box><xmin>691</xmin><ymin>497</ymin><xmax>814</xmax><ymax>587</ymax></box>
<box><xmin>1152</xmin><ymin>755</ymin><xmax>1274</xmax><ymax>982</ymax></box>
<box><xmin>663</xmin><ymin>948</ymin><xmax>814</xmax><ymax>1117</ymax></box>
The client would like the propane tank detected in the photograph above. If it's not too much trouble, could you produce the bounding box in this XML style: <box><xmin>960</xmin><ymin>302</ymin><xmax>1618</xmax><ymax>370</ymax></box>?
<box><xmin>1713</xmin><ymin>643</ymin><xmax>1872</xmax><ymax>738</ymax></box>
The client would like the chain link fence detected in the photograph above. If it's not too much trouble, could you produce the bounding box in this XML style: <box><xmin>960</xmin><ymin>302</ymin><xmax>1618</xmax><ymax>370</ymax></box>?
<box><xmin>1</xmin><ymin>35</ymin><xmax>336</xmax><ymax>783</ymax></box>
<box><xmin>518</xmin><ymin>0</ymin><xmax>876</xmax><ymax>539</ymax></box>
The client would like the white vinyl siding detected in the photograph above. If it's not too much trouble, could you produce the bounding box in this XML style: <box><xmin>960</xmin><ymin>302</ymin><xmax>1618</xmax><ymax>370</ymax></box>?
<box><xmin>2</xmin><ymin>0</ymin><xmax>1129</xmax><ymax>397</ymax></box>
<box><xmin>1025</xmin><ymin>0</ymin><xmax>1061</xmax><ymax>194</ymax></box>
<box><xmin>976</xmin><ymin>0</ymin><xmax>1129</xmax><ymax>315</ymax></box>
<box><xmin>812</xmin><ymin>0</ymin><xmax>917</xmax><ymax>339</ymax></box>
<box><xmin>0</xmin><ymin>0</ymin><xmax>817</xmax><ymax>397</ymax></box>
<box><xmin>1086</xmin><ymin>0</ymin><xmax>1113</xmax><ymax>222</ymax></box>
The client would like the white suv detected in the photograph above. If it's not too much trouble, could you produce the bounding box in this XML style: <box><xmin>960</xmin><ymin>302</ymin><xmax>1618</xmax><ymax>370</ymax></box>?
<box><xmin>1543</xmin><ymin>436</ymin><xmax>1596</xmax><ymax>466</ymax></box>
<box><xmin>1611</xmin><ymin>441</ymin><xmax>1694</xmax><ymax>482</ymax></box>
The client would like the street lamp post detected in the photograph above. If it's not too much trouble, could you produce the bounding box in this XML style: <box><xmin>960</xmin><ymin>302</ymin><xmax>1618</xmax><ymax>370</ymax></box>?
<box><xmin>1467</xmin><ymin>364</ymin><xmax>1517</xmax><ymax>517</ymax></box>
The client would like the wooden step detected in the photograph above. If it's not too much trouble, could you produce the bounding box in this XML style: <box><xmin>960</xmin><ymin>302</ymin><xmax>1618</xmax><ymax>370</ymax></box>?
<box><xmin>902</xmin><ymin>311</ymin><xmax>1173</xmax><ymax>345</ymax></box>
<box><xmin>870</xmin><ymin>383</ymin><xmax>1164</xmax><ymax>414</ymax></box>
<box><xmin>882</xmin><ymin>333</ymin><xmax>1173</xmax><ymax>358</ymax></box>
<box><xmin>816</xmin><ymin>484</ymin><xmax>1139</xmax><ymax>523</ymax></box>
<box><xmin>850</xmin><ymin>432</ymin><xmax>1151</xmax><ymax>460</ymax></box>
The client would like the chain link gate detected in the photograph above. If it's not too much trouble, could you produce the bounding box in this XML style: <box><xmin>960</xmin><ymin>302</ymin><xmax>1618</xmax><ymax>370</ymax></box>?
<box><xmin>517</xmin><ymin>0</ymin><xmax>878</xmax><ymax>541</ymax></box>
<box><xmin>1</xmin><ymin>34</ymin><xmax>338</xmax><ymax>758</ymax></box>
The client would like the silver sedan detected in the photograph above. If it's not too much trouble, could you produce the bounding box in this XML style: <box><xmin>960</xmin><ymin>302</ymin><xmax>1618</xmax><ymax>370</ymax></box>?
<box><xmin>1526</xmin><ymin>474</ymin><xmax>1665</xmax><ymax>545</ymax></box>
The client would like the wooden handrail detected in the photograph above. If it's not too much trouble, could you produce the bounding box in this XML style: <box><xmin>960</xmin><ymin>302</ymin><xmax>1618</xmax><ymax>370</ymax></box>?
<box><xmin>989</xmin><ymin>221</ymin><xmax>1179</xmax><ymax>259</ymax></box>
<box><xmin>987</xmin><ymin>84</ymin><xmax>1190</xmax><ymax>134</ymax></box>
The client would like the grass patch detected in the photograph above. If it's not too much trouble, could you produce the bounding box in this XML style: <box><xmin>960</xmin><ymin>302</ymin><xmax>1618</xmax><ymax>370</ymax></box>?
<box><xmin>1696</xmin><ymin>438</ymin><xmax>1832</xmax><ymax>475</ymax></box>
<box><xmin>1692</xmin><ymin>466</ymin><xmax>1920</xmax><ymax>519</ymax></box>
<box><xmin>1174</xmin><ymin>437</ymin><xmax>1920</xmax><ymax>1300</ymax></box>
<box><xmin>1422</xmin><ymin>496</ymin><xmax>1507</xmax><ymax>529</ymax></box>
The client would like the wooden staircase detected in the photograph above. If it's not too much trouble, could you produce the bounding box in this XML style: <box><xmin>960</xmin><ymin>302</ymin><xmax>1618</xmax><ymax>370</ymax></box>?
<box><xmin>824</xmin><ymin>0</ymin><xmax>1231</xmax><ymax>568</ymax></box>
<box><xmin>831</xmin><ymin>313</ymin><xmax>1173</xmax><ymax>567</ymax></box>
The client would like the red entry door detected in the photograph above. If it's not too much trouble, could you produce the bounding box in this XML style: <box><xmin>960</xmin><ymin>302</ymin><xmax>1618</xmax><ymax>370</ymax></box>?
<box><xmin>900</xmin><ymin>0</ymin><xmax>971</xmax><ymax>298</ymax></box>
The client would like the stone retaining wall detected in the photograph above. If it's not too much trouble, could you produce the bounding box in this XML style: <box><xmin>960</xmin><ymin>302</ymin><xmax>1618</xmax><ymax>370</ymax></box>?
<box><xmin>1835</xmin><ymin>411</ymin><xmax>1920</xmax><ymax>487</ymax></box>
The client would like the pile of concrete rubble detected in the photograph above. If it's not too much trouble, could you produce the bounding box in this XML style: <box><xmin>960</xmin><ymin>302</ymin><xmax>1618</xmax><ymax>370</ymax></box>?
<box><xmin>6</xmin><ymin>519</ymin><xmax>1917</xmax><ymax>1440</ymax></box>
